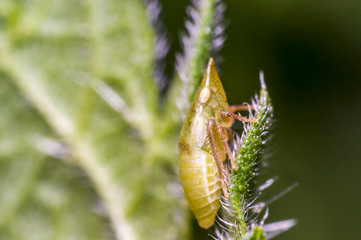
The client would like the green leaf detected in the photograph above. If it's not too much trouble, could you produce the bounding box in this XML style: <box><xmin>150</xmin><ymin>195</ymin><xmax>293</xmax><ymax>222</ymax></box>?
<box><xmin>0</xmin><ymin>75</ymin><xmax>111</xmax><ymax>240</ymax></box>
<box><xmin>0</xmin><ymin>1</ymin><xmax>187</xmax><ymax>239</ymax></box>
<box><xmin>247</xmin><ymin>227</ymin><xmax>266</xmax><ymax>240</ymax></box>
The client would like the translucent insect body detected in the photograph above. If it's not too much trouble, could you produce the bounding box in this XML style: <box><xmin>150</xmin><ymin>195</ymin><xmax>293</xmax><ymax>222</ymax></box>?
<box><xmin>178</xmin><ymin>58</ymin><xmax>252</xmax><ymax>229</ymax></box>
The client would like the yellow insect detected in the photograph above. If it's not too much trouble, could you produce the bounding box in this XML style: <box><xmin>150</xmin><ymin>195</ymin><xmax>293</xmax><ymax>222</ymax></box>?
<box><xmin>178</xmin><ymin>58</ymin><xmax>252</xmax><ymax>228</ymax></box>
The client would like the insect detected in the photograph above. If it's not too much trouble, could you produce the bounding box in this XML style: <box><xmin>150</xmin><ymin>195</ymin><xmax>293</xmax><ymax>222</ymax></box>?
<box><xmin>178</xmin><ymin>58</ymin><xmax>253</xmax><ymax>229</ymax></box>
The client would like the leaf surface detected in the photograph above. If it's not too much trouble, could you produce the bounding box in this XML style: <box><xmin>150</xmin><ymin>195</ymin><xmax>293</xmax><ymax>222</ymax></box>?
<box><xmin>0</xmin><ymin>1</ymin><xmax>187</xmax><ymax>239</ymax></box>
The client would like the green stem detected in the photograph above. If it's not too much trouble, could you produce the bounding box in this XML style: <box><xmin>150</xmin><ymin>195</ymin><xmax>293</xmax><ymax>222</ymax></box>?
<box><xmin>164</xmin><ymin>0</ymin><xmax>218</xmax><ymax>127</ymax></box>
<box><xmin>229</xmin><ymin>80</ymin><xmax>273</xmax><ymax>238</ymax></box>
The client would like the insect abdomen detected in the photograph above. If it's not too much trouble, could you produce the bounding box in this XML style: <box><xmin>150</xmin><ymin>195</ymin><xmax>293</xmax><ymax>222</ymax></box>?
<box><xmin>179</xmin><ymin>150</ymin><xmax>222</xmax><ymax>228</ymax></box>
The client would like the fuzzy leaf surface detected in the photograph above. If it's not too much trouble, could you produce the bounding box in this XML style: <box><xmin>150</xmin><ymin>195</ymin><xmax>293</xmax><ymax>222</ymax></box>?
<box><xmin>0</xmin><ymin>1</ymin><xmax>187</xmax><ymax>239</ymax></box>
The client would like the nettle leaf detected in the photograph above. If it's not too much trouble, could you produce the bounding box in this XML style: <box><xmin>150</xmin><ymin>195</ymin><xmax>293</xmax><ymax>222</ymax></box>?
<box><xmin>0</xmin><ymin>76</ymin><xmax>111</xmax><ymax>240</ymax></box>
<box><xmin>0</xmin><ymin>1</ymin><xmax>187</xmax><ymax>239</ymax></box>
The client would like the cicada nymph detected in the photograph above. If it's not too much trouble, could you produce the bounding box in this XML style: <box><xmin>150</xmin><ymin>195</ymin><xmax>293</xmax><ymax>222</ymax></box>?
<box><xmin>178</xmin><ymin>58</ymin><xmax>254</xmax><ymax>228</ymax></box>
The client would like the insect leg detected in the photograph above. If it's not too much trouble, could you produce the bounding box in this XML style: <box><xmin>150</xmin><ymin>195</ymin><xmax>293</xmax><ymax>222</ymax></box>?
<box><xmin>207</xmin><ymin>119</ymin><xmax>229</xmax><ymax>198</ymax></box>
<box><xmin>216</xmin><ymin>124</ymin><xmax>238</xmax><ymax>170</ymax></box>
<box><xmin>229</xmin><ymin>104</ymin><xmax>254</xmax><ymax>112</ymax></box>
<box><xmin>221</xmin><ymin>111</ymin><xmax>256</xmax><ymax>122</ymax></box>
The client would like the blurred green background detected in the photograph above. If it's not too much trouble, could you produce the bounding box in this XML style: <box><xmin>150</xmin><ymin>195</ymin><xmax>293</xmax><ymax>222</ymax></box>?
<box><xmin>162</xmin><ymin>0</ymin><xmax>361</xmax><ymax>239</ymax></box>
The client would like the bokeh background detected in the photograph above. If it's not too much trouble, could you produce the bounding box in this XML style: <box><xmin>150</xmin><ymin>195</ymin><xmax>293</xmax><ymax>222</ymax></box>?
<box><xmin>161</xmin><ymin>0</ymin><xmax>361</xmax><ymax>239</ymax></box>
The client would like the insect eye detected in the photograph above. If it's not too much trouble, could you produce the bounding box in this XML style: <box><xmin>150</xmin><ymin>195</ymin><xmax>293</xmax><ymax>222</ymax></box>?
<box><xmin>198</xmin><ymin>87</ymin><xmax>211</xmax><ymax>105</ymax></box>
